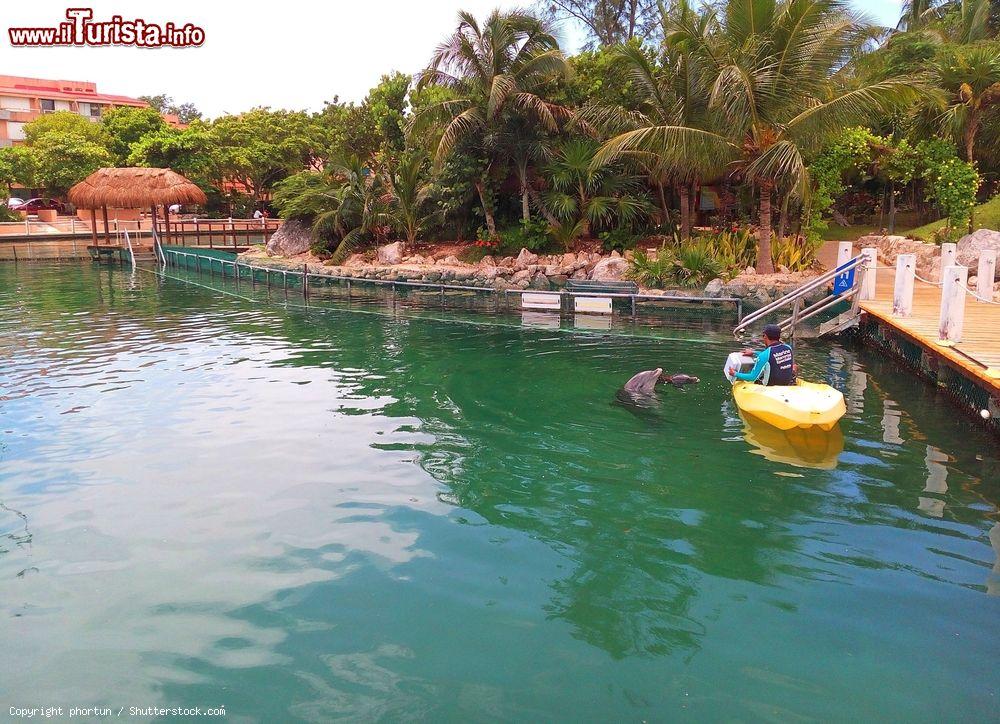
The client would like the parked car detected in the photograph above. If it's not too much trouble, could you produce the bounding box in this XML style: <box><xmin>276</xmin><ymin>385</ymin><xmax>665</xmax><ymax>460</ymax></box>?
<box><xmin>10</xmin><ymin>198</ymin><xmax>65</xmax><ymax>213</ymax></box>
<box><xmin>7</xmin><ymin>197</ymin><xmax>25</xmax><ymax>209</ymax></box>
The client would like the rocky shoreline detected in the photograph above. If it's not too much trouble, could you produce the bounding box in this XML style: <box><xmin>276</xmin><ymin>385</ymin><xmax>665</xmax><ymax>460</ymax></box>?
<box><xmin>241</xmin><ymin>239</ymin><xmax>829</xmax><ymax>306</ymax></box>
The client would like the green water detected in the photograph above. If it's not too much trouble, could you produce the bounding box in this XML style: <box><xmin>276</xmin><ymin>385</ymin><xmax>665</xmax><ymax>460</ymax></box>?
<box><xmin>1</xmin><ymin>263</ymin><xmax>997</xmax><ymax>722</ymax></box>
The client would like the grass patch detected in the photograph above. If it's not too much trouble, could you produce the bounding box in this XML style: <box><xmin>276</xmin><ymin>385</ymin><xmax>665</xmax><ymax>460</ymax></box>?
<box><xmin>819</xmin><ymin>224</ymin><xmax>879</xmax><ymax>241</ymax></box>
<box><xmin>906</xmin><ymin>195</ymin><xmax>1000</xmax><ymax>241</ymax></box>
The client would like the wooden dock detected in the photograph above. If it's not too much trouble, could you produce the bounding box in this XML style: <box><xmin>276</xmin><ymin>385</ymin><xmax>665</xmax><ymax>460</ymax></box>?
<box><xmin>861</xmin><ymin>266</ymin><xmax>1000</xmax><ymax>400</ymax></box>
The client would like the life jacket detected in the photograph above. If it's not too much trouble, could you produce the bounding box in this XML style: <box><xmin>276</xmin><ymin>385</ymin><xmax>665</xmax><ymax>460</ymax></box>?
<box><xmin>766</xmin><ymin>342</ymin><xmax>795</xmax><ymax>386</ymax></box>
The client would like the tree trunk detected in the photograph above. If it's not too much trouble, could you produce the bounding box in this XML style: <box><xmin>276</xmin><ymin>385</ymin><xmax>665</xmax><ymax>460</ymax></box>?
<box><xmin>965</xmin><ymin>112</ymin><xmax>978</xmax><ymax>163</ymax></box>
<box><xmin>475</xmin><ymin>181</ymin><xmax>497</xmax><ymax>238</ymax></box>
<box><xmin>756</xmin><ymin>183</ymin><xmax>775</xmax><ymax>274</ymax></box>
<box><xmin>777</xmin><ymin>193</ymin><xmax>789</xmax><ymax>244</ymax></box>
<box><xmin>657</xmin><ymin>183</ymin><xmax>669</xmax><ymax>226</ymax></box>
<box><xmin>690</xmin><ymin>181</ymin><xmax>698</xmax><ymax>231</ymax></box>
<box><xmin>679</xmin><ymin>185</ymin><xmax>691</xmax><ymax>240</ymax></box>
<box><xmin>888</xmin><ymin>182</ymin><xmax>896</xmax><ymax>233</ymax></box>
<box><xmin>527</xmin><ymin>186</ymin><xmax>560</xmax><ymax>227</ymax></box>
<box><xmin>517</xmin><ymin>161</ymin><xmax>531</xmax><ymax>223</ymax></box>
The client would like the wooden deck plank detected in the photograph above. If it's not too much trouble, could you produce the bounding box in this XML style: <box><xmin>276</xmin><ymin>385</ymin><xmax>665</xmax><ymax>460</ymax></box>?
<box><xmin>860</xmin><ymin>268</ymin><xmax>1000</xmax><ymax>394</ymax></box>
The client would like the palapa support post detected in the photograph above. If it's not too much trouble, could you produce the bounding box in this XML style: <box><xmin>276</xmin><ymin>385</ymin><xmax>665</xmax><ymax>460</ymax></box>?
<box><xmin>101</xmin><ymin>205</ymin><xmax>110</xmax><ymax>246</ymax></box>
<box><xmin>892</xmin><ymin>254</ymin><xmax>916</xmax><ymax>317</ymax></box>
<box><xmin>163</xmin><ymin>204</ymin><xmax>171</xmax><ymax>247</ymax></box>
<box><xmin>977</xmin><ymin>250</ymin><xmax>997</xmax><ymax>301</ymax></box>
<box><xmin>90</xmin><ymin>209</ymin><xmax>98</xmax><ymax>247</ymax></box>
<box><xmin>860</xmin><ymin>247</ymin><xmax>877</xmax><ymax>301</ymax></box>
<box><xmin>937</xmin><ymin>265</ymin><xmax>968</xmax><ymax>346</ymax></box>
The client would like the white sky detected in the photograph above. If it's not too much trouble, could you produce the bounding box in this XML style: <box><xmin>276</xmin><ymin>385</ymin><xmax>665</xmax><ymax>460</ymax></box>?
<box><xmin>0</xmin><ymin>0</ymin><xmax>904</xmax><ymax>119</ymax></box>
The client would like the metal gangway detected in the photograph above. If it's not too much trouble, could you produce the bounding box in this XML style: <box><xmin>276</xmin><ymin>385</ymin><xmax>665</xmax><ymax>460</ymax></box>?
<box><xmin>734</xmin><ymin>249</ymin><xmax>870</xmax><ymax>339</ymax></box>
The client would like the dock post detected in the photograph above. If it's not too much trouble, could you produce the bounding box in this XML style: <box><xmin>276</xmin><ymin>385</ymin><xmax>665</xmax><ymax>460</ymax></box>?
<box><xmin>860</xmin><ymin>247</ymin><xmax>877</xmax><ymax>301</ymax></box>
<box><xmin>937</xmin><ymin>265</ymin><xmax>968</xmax><ymax>345</ymax></box>
<box><xmin>939</xmin><ymin>243</ymin><xmax>957</xmax><ymax>281</ymax></box>
<box><xmin>303</xmin><ymin>263</ymin><xmax>308</xmax><ymax>299</ymax></box>
<box><xmin>892</xmin><ymin>254</ymin><xmax>916</xmax><ymax>317</ymax></box>
<box><xmin>836</xmin><ymin>241</ymin><xmax>853</xmax><ymax>269</ymax></box>
<box><xmin>977</xmin><ymin>250</ymin><xmax>996</xmax><ymax>301</ymax></box>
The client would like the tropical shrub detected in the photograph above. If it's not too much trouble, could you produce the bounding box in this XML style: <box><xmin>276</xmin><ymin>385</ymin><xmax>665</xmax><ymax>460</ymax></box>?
<box><xmin>498</xmin><ymin>216</ymin><xmax>550</xmax><ymax>255</ymax></box>
<box><xmin>599</xmin><ymin>227</ymin><xmax>643</xmax><ymax>253</ymax></box>
<box><xmin>675</xmin><ymin>241</ymin><xmax>723</xmax><ymax>287</ymax></box>
<box><xmin>626</xmin><ymin>247</ymin><xmax>677</xmax><ymax>288</ymax></box>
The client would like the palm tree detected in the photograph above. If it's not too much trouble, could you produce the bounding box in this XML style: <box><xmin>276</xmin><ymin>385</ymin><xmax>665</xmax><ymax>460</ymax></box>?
<box><xmin>936</xmin><ymin>44</ymin><xmax>1000</xmax><ymax>162</ymax></box>
<box><xmin>413</xmin><ymin>9</ymin><xmax>571</xmax><ymax>236</ymax></box>
<box><xmin>544</xmin><ymin>138</ymin><xmax>650</xmax><ymax>245</ymax></box>
<box><xmin>583</xmin><ymin>9</ymin><xmax>720</xmax><ymax>239</ymax></box>
<box><xmin>385</xmin><ymin>151</ymin><xmax>437</xmax><ymax>245</ymax></box>
<box><xmin>595</xmin><ymin>0</ymin><xmax>919</xmax><ymax>273</ymax></box>
<box><xmin>273</xmin><ymin>155</ymin><xmax>392</xmax><ymax>264</ymax></box>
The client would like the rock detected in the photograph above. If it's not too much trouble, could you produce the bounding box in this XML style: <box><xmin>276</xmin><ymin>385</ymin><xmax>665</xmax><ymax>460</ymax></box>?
<box><xmin>957</xmin><ymin>228</ymin><xmax>1000</xmax><ymax>278</ymax></box>
<box><xmin>529</xmin><ymin>272</ymin><xmax>550</xmax><ymax>289</ymax></box>
<box><xmin>570</xmin><ymin>269</ymin><xmax>588</xmax><ymax>280</ymax></box>
<box><xmin>511</xmin><ymin>269</ymin><xmax>532</xmax><ymax>284</ymax></box>
<box><xmin>549</xmin><ymin>274</ymin><xmax>569</xmax><ymax>287</ymax></box>
<box><xmin>442</xmin><ymin>255</ymin><xmax>462</xmax><ymax>266</ymax></box>
<box><xmin>590</xmin><ymin>256</ymin><xmax>629</xmax><ymax>281</ymax></box>
<box><xmin>610</xmin><ymin>250</ymin><xmax>621</xmax><ymax>258</ymax></box>
<box><xmin>516</xmin><ymin>248</ymin><xmax>538</xmax><ymax>268</ymax></box>
<box><xmin>376</xmin><ymin>241</ymin><xmax>404</xmax><ymax>265</ymax></box>
<box><xmin>561</xmin><ymin>253</ymin><xmax>577</xmax><ymax>267</ymax></box>
<box><xmin>704</xmin><ymin>278</ymin><xmax>725</xmax><ymax>297</ymax></box>
<box><xmin>776</xmin><ymin>264</ymin><xmax>790</xmax><ymax>274</ymax></box>
<box><xmin>744</xmin><ymin>266</ymin><xmax>756</xmax><ymax>276</ymax></box>
<box><xmin>423</xmin><ymin>270</ymin><xmax>442</xmax><ymax>282</ymax></box>
<box><xmin>544</xmin><ymin>264</ymin><xmax>560</xmax><ymax>276</ymax></box>
<box><xmin>265</xmin><ymin>219</ymin><xmax>313</xmax><ymax>257</ymax></box>
<box><xmin>480</xmin><ymin>255</ymin><xmax>496</xmax><ymax>267</ymax></box>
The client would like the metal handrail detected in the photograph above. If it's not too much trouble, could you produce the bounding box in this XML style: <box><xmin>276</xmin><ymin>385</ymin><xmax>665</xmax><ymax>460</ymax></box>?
<box><xmin>123</xmin><ymin>229</ymin><xmax>137</xmax><ymax>271</ymax></box>
<box><xmin>733</xmin><ymin>255</ymin><xmax>866</xmax><ymax>336</ymax></box>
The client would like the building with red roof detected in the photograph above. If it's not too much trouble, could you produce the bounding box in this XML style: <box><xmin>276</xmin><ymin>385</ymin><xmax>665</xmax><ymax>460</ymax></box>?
<box><xmin>0</xmin><ymin>74</ymin><xmax>182</xmax><ymax>146</ymax></box>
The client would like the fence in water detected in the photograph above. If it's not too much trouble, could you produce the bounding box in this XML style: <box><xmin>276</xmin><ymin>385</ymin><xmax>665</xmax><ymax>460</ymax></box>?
<box><xmin>160</xmin><ymin>247</ymin><xmax>745</xmax><ymax>332</ymax></box>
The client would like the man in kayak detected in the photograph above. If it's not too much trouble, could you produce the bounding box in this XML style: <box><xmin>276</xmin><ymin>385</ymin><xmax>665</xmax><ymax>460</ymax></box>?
<box><xmin>728</xmin><ymin>324</ymin><xmax>796</xmax><ymax>386</ymax></box>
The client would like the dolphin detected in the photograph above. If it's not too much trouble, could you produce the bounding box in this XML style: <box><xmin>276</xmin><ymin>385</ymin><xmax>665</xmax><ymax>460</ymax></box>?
<box><xmin>623</xmin><ymin>368</ymin><xmax>663</xmax><ymax>394</ymax></box>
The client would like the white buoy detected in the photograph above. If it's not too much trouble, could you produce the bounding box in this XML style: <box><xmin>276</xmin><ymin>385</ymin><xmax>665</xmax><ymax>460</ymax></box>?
<box><xmin>982</xmin><ymin>409</ymin><xmax>992</xmax><ymax>420</ymax></box>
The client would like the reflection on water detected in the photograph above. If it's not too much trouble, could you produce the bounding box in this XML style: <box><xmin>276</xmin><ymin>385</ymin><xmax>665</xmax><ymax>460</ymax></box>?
<box><xmin>741</xmin><ymin>414</ymin><xmax>845</xmax><ymax>469</ymax></box>
<box><xmin>1</xmin><ymin>263</ymin><xmax>998</xmax><ymax>721</ymax></box>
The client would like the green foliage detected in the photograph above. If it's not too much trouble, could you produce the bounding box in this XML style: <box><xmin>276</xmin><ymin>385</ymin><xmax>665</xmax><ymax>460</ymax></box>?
<box><xmin>210</xmin><ymin>108</ymin><xmax>322</xmax><ymax>201</ymax></box>
<box><xmin>0</xmin><ymin>146</ymin><xmax>38</xmax><ymax>193</ymax></box>
<box><xmin>101</xmin><ymin>106</ymin><xmax>165</xmax><ymax>164</ymax></box>
<box><xmin>771</xmin><ymin>236</ymin><xmax>819</xmax><ymax>272</ymax></box>
<box><xmin>675</xmin><ymin>241</ymin><xmax>723</xmax><ymax>286</ymax></box>
<box><xmin>916</xmin><ymin>138</ymin><xmax>981</xmax><ymax>235</ymax></box>
<box><xmin>23</xmin><ymin>111</ymin><xmax>105</xmax><ymax>146</ymax></box>
<box><xmin>703</xmin><ymin>227</ymin><xmax>756</xmax><ymax>275</ymax></box>
<box><xmin>626</xmin><ymin>247</ymin><xmax>677</xmax><ymax>288</ymax></box>
<box><xmin>498</xmin><ymin>216</ymin><xmax>550</xmax><ymax>255</ymax></box>
<box><xmin>32</xmin><ymin>133</ymin><xmax>113</xmax><ymax>194</ymax></box>
<box><xmin>127</xmin><ymin>124</ymin><xmax>218</xmax><ymax>190</ymax></box>
<box><xmin>138</xmin><ymin>93</ymin><xmax>202</xmax><ymax>123</ymax></box>
<box><xmin>0</xmin><ymin>204</ymin><xmax>19</xmax><ymax>222</ymax></box>
<box><xmin>549</xmin><ymin>40</ymin><xmax>651</xmax><ymax>109</ymax></box>
<box><xmin>599</xmin><ymin>227</ymin><xmax>643</xmax><ymax>253</ymax></box>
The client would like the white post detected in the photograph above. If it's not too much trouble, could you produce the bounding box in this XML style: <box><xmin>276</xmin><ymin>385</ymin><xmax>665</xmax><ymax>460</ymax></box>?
<box><xmin>860</xmin><ymin>247</ymin><xmax>877</xmax><ymax>301</ymax></box>
<box><xmin>939</xmin><ymin>243</ymin><xmax>957</xmax><ymax>281</ymax></box>
<box><xmin>977</xmin><ymin>250</ymin><xmax>996</xmax><ymax>301</ymax></box>
<box><xmin>892</xmin><ymin>253</ymin><xmax>916</xmax><ymax>317</ymax></box>
<box><xmin>228</xmin><ymin>216</ymin><xmax>234</xmax><ymax>245</ymax></box>
<box><xmin>938</xmin><ymin>265</ymin><xmax>968</xmax><ymax>345</ymax></box>
<box><xmin>836</xmin><ymin>241</ymin><xmax>853</xmax><ymax>269</ymax></box>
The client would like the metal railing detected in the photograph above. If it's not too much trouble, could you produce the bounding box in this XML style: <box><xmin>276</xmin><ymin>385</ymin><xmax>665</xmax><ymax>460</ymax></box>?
<box><xmin>733</xmin><ymin>255</ymin><xmax>867</xmax><ymax>338</ymax></box>
<box><xmin>0</xmin><ymin>216</ymin><xmax>281</xmax><ymax>241</ymax></box>
<box><xmin>154</xmin><ymin>217</ymin><xmax>281</xmax><ymax>249</ymax></box>
<box><xmin>123</xmin><ymin>229</ymin><xmax>137</xmax><ymax>272</ymax></box>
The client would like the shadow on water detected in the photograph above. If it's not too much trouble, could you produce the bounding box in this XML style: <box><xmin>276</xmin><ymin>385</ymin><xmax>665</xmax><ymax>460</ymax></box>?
<box><xmin>2</xmin><ymin>263</ymin><xmax>998</xmax><ymax>720</ymax></box>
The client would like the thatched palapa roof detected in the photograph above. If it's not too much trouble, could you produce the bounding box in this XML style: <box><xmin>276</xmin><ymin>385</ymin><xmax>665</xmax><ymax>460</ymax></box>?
<box><xmin>69</xmin><ymin>167</ymin><xmax>207</xmax><ymax>209</ymax></box>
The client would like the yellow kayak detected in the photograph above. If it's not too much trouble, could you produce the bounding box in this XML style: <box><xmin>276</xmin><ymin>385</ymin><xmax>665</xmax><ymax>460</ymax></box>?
<box><xmin>732</xmin><ymin>380</ymin><xmax>846</xmax><ymax>431</ymax></box>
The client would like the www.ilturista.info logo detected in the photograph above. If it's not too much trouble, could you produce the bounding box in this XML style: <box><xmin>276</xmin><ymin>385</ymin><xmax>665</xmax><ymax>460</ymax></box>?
<box><xmin>8</xmin><ymin>8</ymin><xmax>205</xmax><ymax>48</ymax></box>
